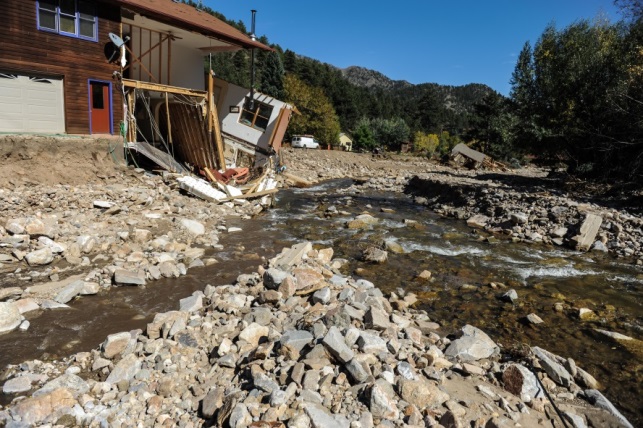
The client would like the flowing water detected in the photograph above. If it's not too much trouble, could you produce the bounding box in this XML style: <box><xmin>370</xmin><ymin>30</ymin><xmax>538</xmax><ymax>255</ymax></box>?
<box><xmin>1</xmin><ymin>179</ymin><xmax>641</xmax><ymax>423</ymax></box>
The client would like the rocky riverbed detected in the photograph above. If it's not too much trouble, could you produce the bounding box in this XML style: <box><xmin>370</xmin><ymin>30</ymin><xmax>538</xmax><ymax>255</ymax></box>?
<box><xmin>282</xmin><ymin>149</ymin><xmax>643</xmax><ymax>262</ymax></box>
<box><xmin>0</xmin><ymin>138</ymin><xmax>640</xmax><ymax>426</ymax></box>
<box><xmin>0</xmin><ymin>242</ymin><xmax>634</xmax><ymax>427</ymax></box>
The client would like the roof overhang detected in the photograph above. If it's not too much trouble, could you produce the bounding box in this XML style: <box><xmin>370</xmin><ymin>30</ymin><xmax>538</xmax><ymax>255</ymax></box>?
<box><xmin>115</xmin><ymin>0</ymin><xmax>273</xmax><ymax>52</ymax></box>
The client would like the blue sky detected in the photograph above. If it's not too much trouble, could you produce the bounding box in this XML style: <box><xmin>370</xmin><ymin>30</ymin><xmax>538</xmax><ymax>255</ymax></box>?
<box><xmin>205</xmin><ymin>0</ymin><xmax>623</xmax><ymax>95</ymax></box>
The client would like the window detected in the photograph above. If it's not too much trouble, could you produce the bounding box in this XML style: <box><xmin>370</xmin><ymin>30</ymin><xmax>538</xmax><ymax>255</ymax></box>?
<box><xmin>37</xmin><ymin>0</ymin><xmax>97</xmax><ymax>41</ymax></box>
<box><xmin>239</xmin><ymin>101</ymin><xmax>273</xmax><ymax>132</ymax></box>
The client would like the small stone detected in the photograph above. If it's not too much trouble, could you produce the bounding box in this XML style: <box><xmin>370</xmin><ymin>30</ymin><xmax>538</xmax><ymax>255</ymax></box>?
<box><xmin>238</xmin><ymin>322</ymin><xmax>269</xmax><ymax>347</ymax></box>
<box><xmin>357</xmin><ymin>331</ymin><xmax>388</xmax><ymax>354</ymax></box>
<box><xmin>312</xmin><ymin>287</ymin><xmax>331</xmax><ymax>304</ymax></box>
<box><xmin>365</xmin><ymin>306</ymin><xmax>391</xmax><ymax>330</ymax></box>
<box><xmin>526</xmin><ymin>313</ymin><xmax>544</xmax><ymax>324</ymax></box>
<box><xmin>416</xmin><ymin>270</ymin><xmax>432</xmax><ymax>280</ymax></box>
<box><xmin>263</xmin><ymin>268</ymin><xmax>290</xmax><ymax>290</ymax></box>
<box><xmin>501</xmin><ymin>289</ymin><xmax>518</xmax><ymax>303</ymax></box>
<box><xmin>280</xmin><ymin>330</ymin><xmax>314</xmax><ymax>352</ymax></box>
<box><xmin>322</xmin><ymin>326</ymin><xmax>354</xmax><ymax>364</ymax></box>
<box><xmin>304</xmin><ymin>402</ymin><xmax>350</xmax><ymax>428</ymax></box>
<box><xmin>578</xmin><ymin>308</ymin><xmax>595</xmax><ymax>320</ymax></box>
<box><xmin>399</xmin><ymin>379</ymin><xmax>450</xmax><ymax>410</ymax></box>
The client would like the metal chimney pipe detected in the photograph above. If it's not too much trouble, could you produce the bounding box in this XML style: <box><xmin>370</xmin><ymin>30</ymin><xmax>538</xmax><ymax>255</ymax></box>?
<box><xmin>248</xmin><ymin>10</ymin><xmax>257</xmax><ymax>110</ymax></box>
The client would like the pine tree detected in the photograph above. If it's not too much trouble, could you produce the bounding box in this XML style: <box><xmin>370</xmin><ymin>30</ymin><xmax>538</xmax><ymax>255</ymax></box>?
<box><xmin>259</xmin><ymin>51</ymin><xmax>285</xmax><ymax>99</ymax></box>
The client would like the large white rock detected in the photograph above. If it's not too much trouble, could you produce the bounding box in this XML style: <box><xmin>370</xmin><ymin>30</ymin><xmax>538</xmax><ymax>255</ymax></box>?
<box><xmin>25</xmin><ymin>247</ymin><xmax>54</xmax><ymax>266</ymax></box>
<box><xmin>445</xmin><ymin>324</ymin><xmax>499</xmax><ymax>361</ymax></box>
<box><xmin>179</xmin><ymin>218</ymin><xmax>205</xmax><ymax>235</ymax></box>
<box><xmin>102</xmin><ymin>331</ymin><xmax>132</xmax><ymax>359</ymax></box>
<box><xmin>0</xmin><ymin>302</ymin><xmax>22</xmax><ymax>333</ymax></box>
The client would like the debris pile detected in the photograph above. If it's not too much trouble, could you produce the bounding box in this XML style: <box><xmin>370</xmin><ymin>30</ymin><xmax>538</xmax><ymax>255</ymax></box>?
<box><xmin>451</xmin><ymin>143</ymin><xmax>507</xmax><ymax>170</ymax></box>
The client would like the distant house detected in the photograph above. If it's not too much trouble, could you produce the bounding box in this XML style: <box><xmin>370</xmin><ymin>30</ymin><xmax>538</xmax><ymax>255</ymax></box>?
<box><xmin>339</xmin><ymin>133</ymin><xmax>353</xmax><ymax>151</ymax></box>
<box><xmin>0</xmin><ymin>0</ymin><xmax>269</xmax><ymax>136</ymax></box>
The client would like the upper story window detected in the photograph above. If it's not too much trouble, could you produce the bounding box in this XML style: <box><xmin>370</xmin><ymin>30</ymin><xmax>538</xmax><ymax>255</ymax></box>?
<box><xmin>239</xmin><ymin>100</ymin><xmax>273</xmax><ymax>132</ymax></box>
<box><xmin>37</xmin><ymin>0</ymin><xmax>98</xmax><ymax>41</ymax></box>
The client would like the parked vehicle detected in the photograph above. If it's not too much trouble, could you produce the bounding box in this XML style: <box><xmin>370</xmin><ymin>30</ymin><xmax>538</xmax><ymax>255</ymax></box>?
<box><xmin>291</xmin><ymin>135</ymin><xmax>320</xmax><ymax>149</ymax></box>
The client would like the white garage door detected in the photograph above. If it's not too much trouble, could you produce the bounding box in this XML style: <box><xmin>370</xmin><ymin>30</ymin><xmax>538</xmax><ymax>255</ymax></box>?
<box><xmin>0</xmin><ymin>72</ymin><xmax>65</xmax><ymax>133</ymax></box>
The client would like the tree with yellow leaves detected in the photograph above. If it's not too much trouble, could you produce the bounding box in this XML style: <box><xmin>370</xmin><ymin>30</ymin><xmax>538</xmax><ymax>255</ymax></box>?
<box><xmin>283</xmin><ymin>74</ymin><xmax>340</xmax><ymax>148</ymax></box>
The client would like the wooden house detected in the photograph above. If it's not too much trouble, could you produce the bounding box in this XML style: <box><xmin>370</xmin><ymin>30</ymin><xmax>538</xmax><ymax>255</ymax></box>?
<box><xmin>0</xmin><ymin>0</ymin><xmax>270</xmax><ymax>139</ymax></box>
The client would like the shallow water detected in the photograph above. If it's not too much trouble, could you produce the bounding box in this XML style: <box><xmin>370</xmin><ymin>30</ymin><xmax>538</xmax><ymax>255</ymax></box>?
<box><xmin>1</xmin><ymin>179</ymin><xmax>641</xmax><ymax>424</ymax></box>
<box><xmin>250</xmin><ymin>179</ymin><xmax>642</xmax><ymax>424</ymax></box>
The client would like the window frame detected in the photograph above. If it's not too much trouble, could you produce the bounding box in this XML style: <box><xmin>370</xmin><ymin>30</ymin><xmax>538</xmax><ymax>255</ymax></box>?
<box><xmin>36</xmin><ymin>0</ymin><xmax>98</xmax><ymax>42</ymax></box>
<box><xmin>238</xmin><ymin>100</ymin><xmax>273</xmax><ymax>132</ymax></box>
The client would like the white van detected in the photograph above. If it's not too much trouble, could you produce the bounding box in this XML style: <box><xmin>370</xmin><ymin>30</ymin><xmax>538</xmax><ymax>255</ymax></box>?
<box><xmin>291</xmin><ymin>135</ymin><xmax>320</xmax><ymax>149</ymax></box>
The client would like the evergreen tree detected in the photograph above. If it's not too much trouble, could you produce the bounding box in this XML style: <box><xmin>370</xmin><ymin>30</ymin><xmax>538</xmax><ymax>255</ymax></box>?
<box><xmin>283</xmin><ymin>49</ymin><xmax>298</xmax><ymax>74</ymax></box>
<box><xmin>259</xmin><ymin>51</ymin><xmax>285</xmax><ymax>99</ymax></box>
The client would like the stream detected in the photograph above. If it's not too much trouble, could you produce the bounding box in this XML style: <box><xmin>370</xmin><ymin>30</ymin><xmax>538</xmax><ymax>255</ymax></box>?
<box><xmin>1</xmin><ymin>179</ymin><xmax>641</xmax><ymax>424</ymax></box>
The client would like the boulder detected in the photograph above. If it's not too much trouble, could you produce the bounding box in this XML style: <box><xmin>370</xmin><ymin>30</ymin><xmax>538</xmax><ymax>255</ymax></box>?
<box><xmin>398</xmin><ymin>379</ymin><xmax>450</xmax><ymax>409</ymax></box>
<box><xmin>9</xmin><ymin>388</ymin><xmax>77</xmax><ymax>426</ymax></box>
<box><xmin>0</xmin><ymin>302</ymin><xmax>22</xmax><ymax>333</ymax></box>
<box><xmin>105</xmin><ymin>353</ymin><xmax>141</xmax><ymax>384</ymax></box>
<box><xmin>102</xmin><ymin>331</ymin><xmax>132</xmax><ymax>359</ymax></box>
<box><xmin>179</xmin><ymin>294</ymin><xmax>203</xmax><ymax>313</ymax></box>
<box><xmin>179</xmin><ymin>218</ymin><xmax>205</xmax><ymax>235</ymax></box>
<box><xmin>532</xmin><ymin>346</ymin><xmax>572</xmax><ymax>387</ymax></box>
<box><xmin>445</xmin><ymin>324</ymin><xmax>499</xmax><ymax>361</ymax></box>
<box><xmin>54</xmin><ymin>280</ymin><xmax>85</xmax><ymax>304</ymax></box>
<box><xmin>362</xmin><ymin>246</ymin><xmax>388</xmax><ymax>263</ymax></box>
<box><xmin>114</xmin><ymin>269</ymin><xmax>146</xmax><ymax>286</ymax></box>
<box><xmin>502</xmin><ymin>363</ymin><xmax>542</xmax><ymax>401</ymax></box>
<box><xmin>25</xmin><ymin>247</ymin><xmax>54</xmax><ymax>266</ymax></box>
<box><xmin>238</xmin><ymin>322</ymin><xmax>268</xmax><ymax>347</ymax></box>
<box><xmin>466</xmin><ymin>214</ymin><xmax>490</xmax><ymax>229</ymax></box>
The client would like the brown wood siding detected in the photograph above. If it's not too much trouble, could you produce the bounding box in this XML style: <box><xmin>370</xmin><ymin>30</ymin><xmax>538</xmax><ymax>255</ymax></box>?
<box><xmin>0</xmin><ymin>0</ymin><xmax>123</xmax><ymax>134</ymax></box>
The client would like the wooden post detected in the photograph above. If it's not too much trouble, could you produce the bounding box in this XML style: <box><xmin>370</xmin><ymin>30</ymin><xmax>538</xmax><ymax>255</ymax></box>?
<box><xmin>165</xmin><ymin>92</ymin><xmax>173</xmax><ymax>155</ymax></box>
<box><xmin>207</xmin><ymin>70</ymin><xmax>214</xmax><ymax>133</ymax></box>
<box><xmin>127</xmin><ymin>90</ymin><xmax>136</xmax><ymax>142</ymax></box>
<box><xmin>209</xmin><ymin>71</ymin><xmax>226</xmax><ymax>170</ymax></box>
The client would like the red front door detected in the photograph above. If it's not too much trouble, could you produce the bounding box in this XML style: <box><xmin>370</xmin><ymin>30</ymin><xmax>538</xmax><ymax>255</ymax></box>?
<box><xmin>90</xmin><ymin>82</ymin><xmax>110</xmax><ymax>133</ymax></box>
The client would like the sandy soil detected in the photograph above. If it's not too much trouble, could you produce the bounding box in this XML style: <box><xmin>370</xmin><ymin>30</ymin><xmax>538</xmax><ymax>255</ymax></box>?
<box><xmin>0</xmin><ymin>135</ymin><xmax>126</xmax><ymax>187</ymax></box>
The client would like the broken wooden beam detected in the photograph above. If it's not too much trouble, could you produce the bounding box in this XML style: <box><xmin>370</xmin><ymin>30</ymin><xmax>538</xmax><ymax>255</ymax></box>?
<box><xmin>281</xmin><ymin>172</ymin><xmax>313</xmax><ymax>188</ymax></box>
<box><xmin>121</xmin><ymin>79</ymin><xmax>207</xmax><ymax>98</ymax></box>
<box><xmin>221</xmin><ymin>188</ymin><xmax>278</xmax><ymax>201</ymax></box>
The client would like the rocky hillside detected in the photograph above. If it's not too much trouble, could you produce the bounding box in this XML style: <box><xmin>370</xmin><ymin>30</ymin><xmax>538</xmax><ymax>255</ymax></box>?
<box><xmin>341</xmin><ymin>65</ymin><xmax>496</xmax><ymax>114</ymax></box>
<box><xmin>340</xmin><ymin>66</ymin><xmax>413</xmax><ymax>91</ymax></box>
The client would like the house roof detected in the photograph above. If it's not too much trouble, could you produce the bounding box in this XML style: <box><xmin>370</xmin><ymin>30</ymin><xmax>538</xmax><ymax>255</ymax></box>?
<box><xmin>116</xmin><ymin>0</ymin><xmax>272</xmax><ymax>51</ymax></box>
<box><xmin>452</xmin><ymin>143</ymin><xmax>486</xmax><ymax>164</ymax></box>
